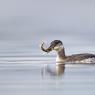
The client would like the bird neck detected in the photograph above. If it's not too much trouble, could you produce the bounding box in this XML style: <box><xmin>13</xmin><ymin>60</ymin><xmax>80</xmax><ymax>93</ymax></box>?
<box><xmin>56</xmin><ymin>48</ymin><xmax>66</xmax><ymax>62</ymax></box>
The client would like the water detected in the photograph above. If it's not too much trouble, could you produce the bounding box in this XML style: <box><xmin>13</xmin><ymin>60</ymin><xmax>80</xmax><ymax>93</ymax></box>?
<box><xmin>0</xmin><ymin>52</ymin><xmax>95</xmax><ymax>95</ymax></box>
<box><xmin>0</xmin><ymin>35</ymin><xmax>95</xmax><ymax>95</ymax></box>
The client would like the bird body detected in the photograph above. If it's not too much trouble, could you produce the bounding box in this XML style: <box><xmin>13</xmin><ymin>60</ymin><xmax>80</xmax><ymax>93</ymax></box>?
<box><xmin>41</xmin><ymin>40</ymin><xmax>95</xmax><ymax>64</ymax></box>
<box><xmin>56</xmin><ymin>53</ymin><xmax>95</xmax><ymax>64</ymax></box>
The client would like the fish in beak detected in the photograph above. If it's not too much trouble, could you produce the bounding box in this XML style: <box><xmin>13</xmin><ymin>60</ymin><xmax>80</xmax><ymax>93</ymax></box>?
<box><xmin>40</xmin><ymin>42</ymin><xmax>54</xmax><ymax>53</ymax></box>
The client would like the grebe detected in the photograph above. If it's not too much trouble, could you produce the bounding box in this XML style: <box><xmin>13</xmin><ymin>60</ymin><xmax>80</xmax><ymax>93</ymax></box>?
<box><xmin>41</xmin><ymin>40</ymin><xmax>95</xmax><ymax>64</ymax></box>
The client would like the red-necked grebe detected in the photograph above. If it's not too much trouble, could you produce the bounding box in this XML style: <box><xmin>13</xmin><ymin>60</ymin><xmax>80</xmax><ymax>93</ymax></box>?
<box><xmin>40</xmin><ymin>40</ymin><xmax>95</xmax><ymax>64</ymax></box>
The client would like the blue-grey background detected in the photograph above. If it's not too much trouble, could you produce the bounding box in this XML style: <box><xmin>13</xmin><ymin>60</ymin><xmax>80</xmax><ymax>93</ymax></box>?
<box><xmin>0</xmin><ymin>0</ymin><xmax>95</xmax><ymax>55</ymax></box>
<box><xmin>0</xmin><ymin>1</ymin><xmax>95</xmax><ymax>95</ymax></box>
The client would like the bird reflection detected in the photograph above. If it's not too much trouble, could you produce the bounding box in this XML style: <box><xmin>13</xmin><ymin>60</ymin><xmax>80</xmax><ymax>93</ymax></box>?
<box><xmin>41</xmin><ymin>63</ymin><xmax>65</xmax><ymax>77</ymax></box>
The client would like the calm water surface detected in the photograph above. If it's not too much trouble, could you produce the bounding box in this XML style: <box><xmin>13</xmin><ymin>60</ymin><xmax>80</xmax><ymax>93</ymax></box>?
<box><xmin>0</xmin><ymin>52</ymin><xmax>95</xmax><ymax>95</ymax></box>
<box><xmin>0</xmin><ymin>0</ymin><xmax>95</xmax><ymax>94</ymax></box>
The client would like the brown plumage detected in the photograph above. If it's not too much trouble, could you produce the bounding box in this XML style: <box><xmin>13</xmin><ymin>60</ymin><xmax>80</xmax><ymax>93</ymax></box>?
<box><xmin>65</xmin><ymin>53</ymin><xmax>95</xmax><ymax>62</ymax></box>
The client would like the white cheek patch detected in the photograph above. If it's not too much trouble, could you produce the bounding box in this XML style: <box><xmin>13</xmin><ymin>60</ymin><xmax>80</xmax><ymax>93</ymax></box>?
<box><xmin>55</xmin><ymin>45</ymin><xmax>63</xmax><ymax>50</ymax></box>
<box><xmin>54</xmin><ymin>46</ymin><xmax>60</xmax><ymax>50</ymax></box>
